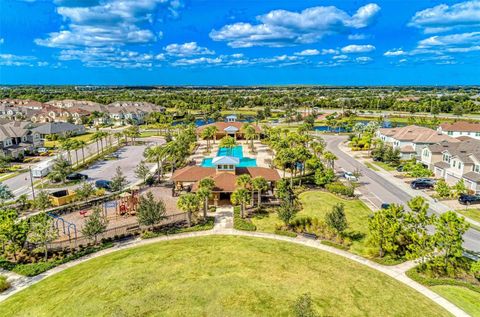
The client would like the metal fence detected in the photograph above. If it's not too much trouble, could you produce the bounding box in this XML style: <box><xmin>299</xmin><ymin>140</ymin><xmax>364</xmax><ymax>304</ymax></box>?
<box><xmin>47</xmin><ymin>212</ymin><xmax>188</xmax><ymax>249</ymax></box>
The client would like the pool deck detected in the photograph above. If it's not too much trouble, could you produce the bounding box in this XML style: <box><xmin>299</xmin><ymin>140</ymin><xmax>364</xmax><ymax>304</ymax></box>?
<box><xmin>192</xmin><ymin>140</ymin><xmax>273</xmax><ymax>169</ymax></box>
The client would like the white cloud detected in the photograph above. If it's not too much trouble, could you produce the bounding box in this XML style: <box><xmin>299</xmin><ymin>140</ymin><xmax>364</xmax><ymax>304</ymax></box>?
<box><xmin>231</xmin><ymin>53</ymin><xmax>244</xmax><ymax>58</ymax></box>
<box><xmin>0</xmin><ymin>38</ymin><xmax>4</xmax><ymax>44</ymax></box>
<box><xmin>418</xmin><ymin>31</ymin><xmax>480</xmax><ymax>47</ymax></box>
<box><xmin>172</xmin><ymin>57</ymin><xmax>223</xmax><ymax>66</ymax></box>
<box><xmin>0</xmin><ymin>53</ymin><xmax>37</xmax><ymax>66</ymax></box>
<box><xmin>348</xmin><ymin>33</ymin><xmax>369</xmax><ymax>40</ymax></box>
<box><xmin>58</xmin><ymin>47</ymin><xmax>160</xmax><ymax>68</ymax></box>
<box><xmin>384</xmin><ymin>49</ymin><xmax>406</xmax><ymax>56</ymax></box>
<box><xmin>409</xmin><ymin>1</ymin><xmax>480</xmax><ymax>33</ymax></box>
<box><xmin>355</xmin><ymin>56</ymin><xmax>373</xmax><ymax>63</ymax></box>
<box><xmin>321</xmin><ymin>48</ymin><xmax>339</xmax><ymax>55</ymax></box>
<box><xmin>341</xmin><ymin>44</ymin><xmax>375</xmax><ymax>53</ymax></box>
<box><xmin>333</xmin><ymin>54</ymin><xmax>348</xmax><ymax>60</ymax></box>
<box><xmin>164</xmin><ymin>42</ymin><xmax>214</xmax><ymax>56</ymax></box>
<box><xmin>35</xmin><ymin>0</ymin><xmax>183</xmax><ymax>48</ymax></box>
<box><xmin>209</xmin><ymin>3</ymin><xmax>380</xmax><ymax>47</ymax></box>
<box><xmin>294</xmin><ymin>49</ymin><xmax>320</xmax><ymax>56</ymax></box>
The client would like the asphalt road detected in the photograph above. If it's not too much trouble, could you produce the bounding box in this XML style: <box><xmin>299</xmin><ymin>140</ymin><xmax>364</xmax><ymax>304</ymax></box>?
<box><xmin>321</xmin><ymin>134</ymin><xmax>480</xmax><ymax>253</ymax></box>
<box><xmin>3</xmin><ymin>139</ymin><xmax>106</xmax><ymax>198</ymax></box>
<box><xmin>4</xmin><ymin>137</ymin><xmax>165</xmax><ymax>199</ymax></box>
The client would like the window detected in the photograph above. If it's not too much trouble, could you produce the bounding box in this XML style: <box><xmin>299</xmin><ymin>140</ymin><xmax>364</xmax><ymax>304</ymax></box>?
<box><xmin>458</xmin><ymin>162</ymin><xmax>462</xmax><ymax>170</ymax></box>
<box><xmin>476</xmin><ymin>132</ymin><xmax>480</xmax><ymax>137</ymax></box>
<box><xmin>448</xmin><ymin>131</ymin><xmax>453</xmax><ymax>135</ymax></box>
<box><xmin>475</xmin><ymin>165</ymin><xmax>480</xmax><ymax>173</ymax></box>
<box><xmin>453</xmin><ymin>161</ymin><xmax>456</xmax><ymax>167</ymax></box>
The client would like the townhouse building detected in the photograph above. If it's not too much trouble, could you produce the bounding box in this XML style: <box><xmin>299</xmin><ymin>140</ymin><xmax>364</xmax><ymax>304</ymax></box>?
<box><xmin>0</xmin><ymin>121</ymin><xmax>43</xmax><ymax>158</ymax></box>
<box><xmin>420</xmin><ymin>137</ymin><xmax>480</xmax><ymax>193</ymax></box>
<box><xmin>437</xmin><ymin>121</ymin><xmax>480</xmax><ymax>140</ymax></box>
<box><xmin>376</xmin><ymin>125</ymin><xmax>458</xmax><ymax>160</ymax></box>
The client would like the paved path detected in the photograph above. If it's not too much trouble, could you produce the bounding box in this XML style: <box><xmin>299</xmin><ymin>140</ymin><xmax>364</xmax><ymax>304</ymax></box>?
<box><xmin>213</xmin><ymin>206</ymin><xmax>234</xmax><ymax>230</ymax></box>
<box><xmin>0</xmin><ymin>216</ymin><xmax>470</xmax><ymax>316</ymax></box>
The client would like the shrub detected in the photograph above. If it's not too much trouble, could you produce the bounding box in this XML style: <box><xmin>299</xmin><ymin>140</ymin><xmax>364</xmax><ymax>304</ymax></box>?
<box><xmin>0</xmin><ymin>275</ymin><xmax>10</xmax><ymax>293</ymax></box>
<box><xmin>233</xmin><ymin>208</ymin><xmax>256</xmax><ymax>231</ymax></box>
<box><xmin>290</xmin><ymin>216</ymin><xmax>313</xmax><ymax>232</ymax></box>
<box><xmin>325</xmin><ymin>182</ymin><xmax>355</xmax><ymax>197</ymax></box>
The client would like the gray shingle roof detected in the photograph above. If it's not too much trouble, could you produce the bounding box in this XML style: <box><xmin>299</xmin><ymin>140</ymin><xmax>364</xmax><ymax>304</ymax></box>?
<box><xmin>32</xmin><ymin>122</ymin><xmax>83</xmax><ymax>134</ymax></box>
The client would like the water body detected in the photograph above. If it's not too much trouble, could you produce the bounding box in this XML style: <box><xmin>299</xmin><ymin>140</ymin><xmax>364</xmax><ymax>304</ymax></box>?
<box><xmin>201</xmin><ymin>145</ymin><xmax>257</xmax><ymax>168</ymax></box>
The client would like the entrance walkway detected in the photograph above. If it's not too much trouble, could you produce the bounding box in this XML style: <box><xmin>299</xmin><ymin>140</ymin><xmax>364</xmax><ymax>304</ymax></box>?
<box><xmin>213</xmin><ymin>206</ymin><xmax>234</xmax><ymax>230</ymax></box>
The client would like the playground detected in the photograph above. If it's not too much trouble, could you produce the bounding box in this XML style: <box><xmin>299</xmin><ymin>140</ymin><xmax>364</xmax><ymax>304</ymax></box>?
<box><xmin>49</xmin><ymin>186</ymin><xmax>180</xmax><ymax>246</ymax></box>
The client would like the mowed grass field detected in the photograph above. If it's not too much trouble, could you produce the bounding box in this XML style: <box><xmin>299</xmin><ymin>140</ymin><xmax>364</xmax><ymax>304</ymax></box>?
<box><xmin>252</xmin><ymin>191</ymin><xmax>378</xmax><ymax>259</ymax></box>
<box><xmin>0</xmin><ymin>236</ymin><xmax>449</xmax><ymax>317</ymax></box>
<box><xmin>430</xmin><ymin>285</ymin><xmax>480</xmax><ymax>317</ymax></box>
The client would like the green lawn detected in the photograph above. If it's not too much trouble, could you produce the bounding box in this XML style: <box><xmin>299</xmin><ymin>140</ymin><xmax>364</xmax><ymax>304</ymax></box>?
<box><xmin>44</xmin><ymin>133</ymin><xmax>93</xmax><ymax>147</ymax></box>
<box><xmin>456</xmin><ymin>208</ymin><xmax>480</xmax><ymax>223</ymax></box>
<box><xmin>431</xmin><ymin>285</ymin><xmax>480</xmax><ymax>317</ymax></box>
<box><xmin>365</xmin><ymin>161</ymin><xmax>380</xmax><ymax>171</ymax></box>
<box><xmin>0</xmin><ymin>236</ymin><xmax>449</xmax><ymax>317</ymax></box>
<box><xmin>372</xmin><ymin>161</ymin><xmax>396</xmax><ymax>171</ymax></box>
<box><xmin>252</xmin><ymin>191</ymin><xmax>380</xmax><ymax>260</ymax></box>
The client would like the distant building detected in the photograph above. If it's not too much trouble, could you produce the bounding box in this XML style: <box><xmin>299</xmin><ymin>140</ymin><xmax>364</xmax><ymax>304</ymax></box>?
<box><xmin>377</xmin><ymin>125</ymin><xmax>458</xmax><ymax>160</ymax></box>
<box><xmin>438</xmin><ymin>121</ymin><xmax>480</xmax><ymax>140</ymax></box>
<box><xmin>196</xmin><ymin>120</ymin><xmax>261</xmax><ymax>140</ymax></box>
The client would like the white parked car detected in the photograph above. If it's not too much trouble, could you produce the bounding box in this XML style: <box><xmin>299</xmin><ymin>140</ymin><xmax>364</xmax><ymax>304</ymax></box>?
<box><xmin>343</xmin><ymin>172</ymin><xmax>358</xmax><ymax>182</ymax></box>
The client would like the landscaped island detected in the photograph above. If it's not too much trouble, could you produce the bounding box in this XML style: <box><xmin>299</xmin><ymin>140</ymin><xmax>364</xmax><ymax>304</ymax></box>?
<box><xmin>0</xmin><ymin>236</ymin><xmax>450</xmax><ymax>317</ymax></box>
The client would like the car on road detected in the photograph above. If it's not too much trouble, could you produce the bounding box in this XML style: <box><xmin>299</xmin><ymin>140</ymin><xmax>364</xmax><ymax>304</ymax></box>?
<box><xmin>458</xmin><ymin>194</ymin><xmax>480</xmax><ymax>205</ymax></box>
<box><xmin>410</xmin><ymin>178</ymin><xmax>436</xmax><ymax>190</ymax></box>
<box><xmin>66</xmin><ymin>172</ymin><xmax>88</xmax><ymax>181</ymax></box>
<box><xmin>381</xmin><ymin>203</ymin><xmax>391</xmax><ymax>209</ymax></box>
<box><xmin>343</xmin><ymin>171</ymin><xmax>358</xmax><ymax>182</ymax></box>
<box><xmin>95</xmin><ymin>179</ymin><xmax>112</xmax><ymax>191</ymax></box>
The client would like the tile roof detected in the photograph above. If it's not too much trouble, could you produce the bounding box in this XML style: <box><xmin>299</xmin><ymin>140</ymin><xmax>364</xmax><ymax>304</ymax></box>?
<box><xmin>440</xmin><ymin>121</ymin><xmax>480</xmax><ymax>133</ymax></box>
<box><xmin>428</xmin><ymin>138</ymin><xmax>480</xmax><ymax>165</ymax></box>
<box><xmin>400</xmin><ymin>145</ymin><xmax>416</xmax><ymax>153</ymax></box>
<box><xmin>379</xmin><ymin>125</ymin><xmax>458</xmax><ymax>143</ymax></box>
<box><xmin>463</xmin><ymin>171</ymin><xmax>480</xmax><ymax>183</ymax></box>
<box><xmin>173</xmin><ymin>166</ymin><xmax>280</xmax><ymax>193</ymax></box>
<box><xmin>32</xmin><ymin>122</ymin><xmax>84</xmax><ymax>134</ymax></box>
<box><xmin>434</xmin><ymin>161</ymin><xmax>450</xmax><ymax>169</ymax></box>
<box><xmin>197</xmin><ymin>122</ymin><xmax>261</xmax><ymax>134</ymax></box>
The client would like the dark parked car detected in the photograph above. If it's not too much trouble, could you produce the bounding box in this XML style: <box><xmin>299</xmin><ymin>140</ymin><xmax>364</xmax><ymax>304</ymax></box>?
<box><xmin>95</xmin><ymin>179</ymin><xmax>112</xmax><ymax>191</ymax></box>
<box><xmin>458</xmin><ymin>194</ymin><xmax>480</xmax><ymax>205</ymax></box>
<box><xmin>396</xmin><ymin>165</ymin><xmax>404</xmax><ymax>172</ymax></box>
<box><xmin>381</xmin><ymin>203</ymin><xmax>391</xmax><ymax>209</ymax></box>
<box><xmin>410</xmin><ymin>178</ymin><xmax>436</xmax><ymax>190</ymax></box>
<box><xmin>66</xmin><ymin>172</ymin><xmax>88</xmax><ymax>181</ymax></box>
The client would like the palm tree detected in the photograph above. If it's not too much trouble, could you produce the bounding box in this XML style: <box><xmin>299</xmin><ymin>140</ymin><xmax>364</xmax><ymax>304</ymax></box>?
<box><xmin>236</xmin><ymin>174</ymin><xmax>252</xmax><ymax>207</ymax></box>
<box><xmin>198</xmin><ymin>177</ymin><xmax>215</xmax><ymax>218</ymax></box>
<box><xmin>114</xmin><ymin>131</ymin><xmax>123</xmax><ymax>146</ymax></box>
<box><xmin>201</xmin><ymin>126</ymin><xmax>215</xmax><ymax>152</ymax></box>
<box><xmin>177</xmin><ymin>193</ymin><xmax>199</xmax><ymax>227</ymax></box>
<box><xmin>252</xmin><ymin>176</ymin><xmax>268</xmax><ymax>207</ymax></box>
<box><xmin>48</xmin><ymin>157</ymin><xmax>72</xmax><ymax>184</ymax></box>
<box><xmin>59</xmin><ymin>138</ymin><xmax>73</xmax><ymax>163</ymax></box>
<box><xmin>77</xmin><ymin>140</ymin><xmax>87</xmax><ymax>165</ymax></box>
<box><xmin>210</xmin><ymin>126</ymin><xmax>218</xmax><ymax>144</ymax></box>
<box><xmin>243</xmin><ymin>124</ymin><xmax>257</xmax><ymax>152</ymax></box>
<box><xmin>144</xmin><ymin>145</ymin><xmax>168</xmax><ymax>181</ymax></box>
<box><xmin>71</xmin><ymin>140</ymin><xmax>81</xmax><ymax>167</ymax></box>
<box><xmin>323</xmin><ymin>151</ymin><xmax>338</xmax><ymax>170</ymax></box>
<box><xmin>219</xmin><ymin>136</ymin><xmax>237</xmax><ymax>156</ymax></box>
<box><xmin>231</xmin><ymin>188</ymin><xmax>250</xmax><ymax>218</ymax></box>
<box><xmin>91</xmin><ymin>132</ymin><xmax>103</xmax><ymax>155</ymax></box>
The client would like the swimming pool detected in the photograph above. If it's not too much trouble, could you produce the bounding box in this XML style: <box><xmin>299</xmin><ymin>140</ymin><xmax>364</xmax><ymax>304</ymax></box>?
<box><xmin>201</xmin><ymin>146</ymin><xmax>257</xmax><ymax>168</ymax></box>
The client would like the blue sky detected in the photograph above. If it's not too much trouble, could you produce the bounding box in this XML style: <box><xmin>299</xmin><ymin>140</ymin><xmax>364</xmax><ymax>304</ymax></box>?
<box><xmin>1</xmin><ymin>0</ymin><xmax>479</xmax><ymax>85</ymax></box>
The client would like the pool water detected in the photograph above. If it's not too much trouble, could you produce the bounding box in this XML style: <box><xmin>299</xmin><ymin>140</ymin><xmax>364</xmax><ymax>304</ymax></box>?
<box><xmin>201</xmin><ymin>146</ymin><xmax>257</xmax><ymax>168</ymax></box>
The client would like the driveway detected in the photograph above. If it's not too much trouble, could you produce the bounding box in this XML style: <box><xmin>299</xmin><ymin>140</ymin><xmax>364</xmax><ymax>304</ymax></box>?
<box><xmin>320</xmin><ymin>133</ymin><xmax>480</xmax><ymax>252</ymax></box>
